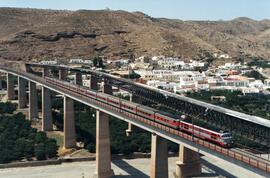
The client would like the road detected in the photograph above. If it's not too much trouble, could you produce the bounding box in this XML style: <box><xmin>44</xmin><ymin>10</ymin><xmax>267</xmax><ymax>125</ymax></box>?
<box><xmin>0</xmin><ymin>156</ymin><xmax>265</xmax><ymax>178</ymax></box>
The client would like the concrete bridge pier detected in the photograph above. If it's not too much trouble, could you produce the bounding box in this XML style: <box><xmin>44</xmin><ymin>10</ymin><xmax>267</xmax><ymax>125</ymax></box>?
<box><xmin>150</xmin><ymin>134</ymin><xmax>168</xmax><ymax>178</ymax></box>
<box><xmin>20</xmin><ymin>63</ymin><xmax>31</xmax><ymax>73</ymax></box>
<box><xmin>42</xmin><ymin>87</ymin><xmax>53</xmax><ymax>131</ymax></box>
<box><xmin>89</xmin><ymin>75</ymin><xmax>98</xmax><ymax>91</ymax></box>
<box><xmin>0</xmin><ymin>74</ymin><xmax>5</xmax><ymax>90</ymax></box>
<box><xmin>59</xmin><ymin>69</ymin><xmax>68</xmax><ymax>80</ymax></box>
<box><xmin>94</xmin><ymin>82</ymin><xmax>114</xmax><ymax>178</ymax></box>
<box><xmin>7</xmin><ymin>73</ymin><xmax>15</xmax><ymax>100</ymax></box>
<box><xmin>63</xmin><ymin>96</ymin><xmax>76</xmax><ymax>149</ymax></box>
<box><xmin>42</xmin><ymin>67</ymin><xmax>49</xmax><ymax>78</ymax></box>
<box><xmin>75</xmin><ymin>72</ymin><xmax>82</xmax><ymax>85</ymax></box>
<box><xmin>18</xmin><ymin>77</ymin><xmax>27</xmax><ymax>108</ymax></box>
<box><xmin>29</xmin><ymin>81</ymin><xmax>38</xmax><ymax>120</ymax></box>
<box><xmin>174</xmin><ymin>145</ymin><xmax>201</xmax><ymax>178</ymax></box>
<box><xmin>126</xmin><ymin>123</ymin><xmax>132</xmax><ymax>136</ymax></box>
<box><xmin>126</xmin><ymin>93</ymin><xmax>133</xmax><ymax>136</ymax></box>
<box><xmin>25</xmin><ymin>65</ymin><xmax>32</xmax><ymax>73</ymax></box>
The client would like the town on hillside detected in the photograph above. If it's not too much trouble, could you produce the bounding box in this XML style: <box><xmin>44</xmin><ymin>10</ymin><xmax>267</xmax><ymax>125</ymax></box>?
<box><xmin>40</xmin><ymin>55</ymin><xmax>270</xmax><ymax>99</ymax></box>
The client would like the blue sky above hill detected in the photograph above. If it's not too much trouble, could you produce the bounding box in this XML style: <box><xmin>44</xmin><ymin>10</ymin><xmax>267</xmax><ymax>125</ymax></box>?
<box><xmin>0</xmin><ymin>0</ymin><xmax>269</xmax><ymax>20</ymax></box>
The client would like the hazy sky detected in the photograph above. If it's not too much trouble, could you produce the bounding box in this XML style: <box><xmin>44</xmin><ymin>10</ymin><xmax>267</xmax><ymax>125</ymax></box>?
<box><xmin>0</xmin><ymin>0</ymin><xmax>270</xmax><ymax>20</ymax></box>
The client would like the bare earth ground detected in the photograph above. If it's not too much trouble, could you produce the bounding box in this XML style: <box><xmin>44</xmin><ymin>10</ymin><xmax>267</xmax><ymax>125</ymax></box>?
<box><xmin>0</xmin><ymin>156</ymin><xmax>264</xmax><ymax>178</ymax></box>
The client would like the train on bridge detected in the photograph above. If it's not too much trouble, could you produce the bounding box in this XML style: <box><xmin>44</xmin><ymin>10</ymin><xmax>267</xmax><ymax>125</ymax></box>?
<box><xmin>46</xmin><ymin>77</ymin><xmax>233</xmax><ymax>147</ymax></box>
<box><xmin>25</xmin><ymin>62</ymin><xmax>270</xmax><ymax>146</ymax></box>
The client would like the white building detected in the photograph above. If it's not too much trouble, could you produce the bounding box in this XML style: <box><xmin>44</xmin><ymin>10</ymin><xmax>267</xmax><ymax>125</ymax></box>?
<box><xmin>189</xmin><ymin>60</ymin><xmax>205</xmax><ymax>68</ymax></box>
<box><xmin>219</xmin><ymin>78</ymin><xmax>249</xmax><ymax>88</ymax></box>
<box><xmin>242</xmin><ymin>87</ymin><xmax>260</xmax><ymax>95</ymax></box>
<box><xmin>249</xmin><ymin>80</ymin><xmax>264</xmax><ymax>89</ymax></box>
<box><xmin>213</xmin><ymin>53</ymin><xmax>231</xmax><ymax>59</ymax></box>
<box><xmin>147</xmin><ymin>80</ymin><xmax>177</xmax><ymax>91</ymax></box>
<box><xmin>175</xmin><ymin>71</ymin><xmax>207</xmax><ymax>91</ymax></box>
<box><xmin>84</xmin><ymin>60</ymin><xmax>93</xmax><ymax>65</ymax></box>
<box><xmin>152</xmin><ymin>56</ymin><xmax>165</xmax><ymax>61</ymax></box>
<box><xmin>173</xmin><ymin>85</ymin><xmax>195</xmax><ymax>93</ymax></box>
<box><xmin>135</xmin><ymin>56</ymin><xmax>147</xmax><ymax>63</ymax></box>
<box><xmin>219</xmin><ymin>62</ymin><xmax>247</xmax><ymax>70</ymax></box>
<box><xmin>69</xmin><ymin>59</ymin><xmax>84</xmax><ymax>64</ymax></box>
<box><xmin>218</xmin><ymin>54</ymin><xmax>231</xmax><ymax>59</ymax></box>
<box><xmin>157</xmin><ymin>58</ymin><xmax>185</xmax><ymax>69</ymax></box>
<box><xmin>39</xmin><ymin>60</ymin><xmax>58</xmax><ymax>65</ymax></box>
<box><xmin>136</xmin><ymin>70</ymin><xmax>205</xmax><ymax>82</ymax></box>
<box><xmin>156</xmin><ymin>58</ymin><xmax>205</xmax><ymax>70</ymax></box>
<box><xmin>130</xmin><ymin>62</ymin><xmax>151</xmax><ymax>70</ymax></box>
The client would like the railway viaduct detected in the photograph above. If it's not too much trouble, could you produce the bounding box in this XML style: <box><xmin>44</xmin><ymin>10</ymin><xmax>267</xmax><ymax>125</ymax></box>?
<box><xmin>0</xmin><ymin>63</ymin><xmax>270</xmax><ymax>178</ymax></box>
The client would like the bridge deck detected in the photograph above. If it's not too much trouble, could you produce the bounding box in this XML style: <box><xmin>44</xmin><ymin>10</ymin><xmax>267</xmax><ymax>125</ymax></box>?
<box><xmin>1</xmin><ymin>65</ymin><xmax>270</xmax><ymax>176</ymax></box>
<box><xmin>25</xmin><ymin>63</ymin><xmax>270</xmax><ymax>146</ymax></box>
<box><xmin>26</xmin><ymin>63</ymin><xmax>270</xmax><ymax>126</ymax></box>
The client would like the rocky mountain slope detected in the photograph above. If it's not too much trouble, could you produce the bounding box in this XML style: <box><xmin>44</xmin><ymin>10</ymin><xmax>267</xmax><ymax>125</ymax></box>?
<box><xmin>0</xmin><ymin>8</ymin><xmax>270</xmax><ymax>62</ymax></box>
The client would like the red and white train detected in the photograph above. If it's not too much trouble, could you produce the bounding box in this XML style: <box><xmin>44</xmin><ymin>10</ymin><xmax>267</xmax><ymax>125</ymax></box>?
<box><xmin>46</xmin><ymin>77</ymin><xmax>233</xmax><ymax>147</ymax></box>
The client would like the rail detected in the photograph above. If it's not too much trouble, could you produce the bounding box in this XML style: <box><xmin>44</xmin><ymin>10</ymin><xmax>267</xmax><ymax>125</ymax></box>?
<box><xmin>47</xmin><ymin>77</ymin><xmax>270</xmax><ymax>174</ymax></box>
<box><xmin>0</xmin><ymin>65</ymin><xmax>270</xmax><ymax>175</ymax></box>
<box><xmin>25</xmin><ymin>63</ymin><xmax>270</xmax><ymax>146</ymax></box>
<box><xmin>26</xmin><ymin>63</ymin><xmax>270</xmax><ymax>128</ymax></box>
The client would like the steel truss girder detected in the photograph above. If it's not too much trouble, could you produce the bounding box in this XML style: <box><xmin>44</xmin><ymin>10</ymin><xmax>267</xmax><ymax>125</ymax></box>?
<box><xmin>28</xmin><ymin>64</ymin><xmax>270</xmax><ymax>145</ymax></box>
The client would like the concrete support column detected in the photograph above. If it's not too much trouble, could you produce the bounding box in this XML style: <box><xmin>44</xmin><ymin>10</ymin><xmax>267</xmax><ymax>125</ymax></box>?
<box><xmin>42</xmin><ymin>67</ymin><xmax>49</xmax><ymax>78</ymax></box>
<box><xmin>20</xmin><ymin>63</ymin><xmax>31</xmax><ymax>73</ymax></box>
<box><xmin>94</xmin><ymin>110</ymin><xmax>114</xmax><ymax>178</ymax></box>
<box><xmin>175</xmin><ymin>145</ymin><xmax>201</xmax><ymax>178</ymax></box>
<box><xmin>0</xmin><ymin>79</ymin><xmax>2</xmax><ymax>90</ymax></box>
<box><xmin>150</xmin><ymin>134</ymin><xmax>168</xmax><ymax>178</ymax></box>
<box><xmin>126</xmin><ymin>123</ymin><xmax>133</xmax><ymax>136</ymax></box>
<box><xmin>59</xmin><ymin>69</ymin><xmax>67</xmax><ymax>80</ymax></box>
<box><xmin>29</xmin><ymin>82</ymin><xmax>38</xmax><ymax>120</ymax></box>
<box><xmin>94</xmin><ymin>82</ymin><xmax>114</xmax><ymax>178</ymax></box>
<box><xmin>42</xmin><ymin>87</ymin><xmax>53</xmax><ymax>131</ymax></box>
<box><xmin>89</xmin><ymin>75</ymin><xmax>98</xmax><ymax>90</ymax></box>
<box><xmin>75</xmin><ymin>72</ymin><xmax>82</xmax><ymax>85</ymax></box>
<box><xmin>7</xmin><ymin>73</ymin><xmax>15</xmax><ymax>100</ymax></box>
<box><xmin>25</xmin><ymin>65</ymin><xmax>31</xmax><ymax>73</ymax></box>
<box><xmin>18</xmin><ymin>77</ymin><xmax>27</xmax><ymax>108</ymax></box>
<box><xmin>102</xmin><ymin>82</ymin><xmax>112</xmax><ymax>94</ymax></box>
<box><xmin>63</xmin><ymin>96</ymin><xmax>76</xmax><ymax>149</ymax></box>
<box><xmin>126</xmin><ymin>93</ymin><xmax>133</xmax><ymax>136</ymax></box>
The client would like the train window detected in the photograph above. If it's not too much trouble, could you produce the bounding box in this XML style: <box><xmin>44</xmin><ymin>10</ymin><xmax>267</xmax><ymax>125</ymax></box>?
<box><xmin>139</xmin><ymin>110</ymin><xmax>151</xmax><ymax>116</ymax></box>
<box><xmin>122</xmin><ymin>104</ymin><xmax>133</xmax><ymax>110</ymax></box>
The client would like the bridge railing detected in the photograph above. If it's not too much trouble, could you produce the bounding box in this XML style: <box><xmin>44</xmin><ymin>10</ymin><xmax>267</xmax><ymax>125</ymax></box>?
<box><xmin>45</xmin><ymin>76</ymin><xmax>270</xmax><ymax>174</ymax></box>
<box><xmin>1</xmin><ymin>65</ymin><xmax>270</xmax><ymax>174</ymax></box>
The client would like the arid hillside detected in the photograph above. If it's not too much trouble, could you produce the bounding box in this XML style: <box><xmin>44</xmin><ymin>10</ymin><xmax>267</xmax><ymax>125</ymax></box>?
<box><xmin>0</xmin><ymin>8</ymin><xmax>270</xmax><ymax>62</ymax></box>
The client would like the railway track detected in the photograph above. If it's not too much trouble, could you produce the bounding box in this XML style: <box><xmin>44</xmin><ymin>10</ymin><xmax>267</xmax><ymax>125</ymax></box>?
<box><xmin>231</xmin><ymin>147</ymin><xmax>270</xmax><ymax>166</ymax></box>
